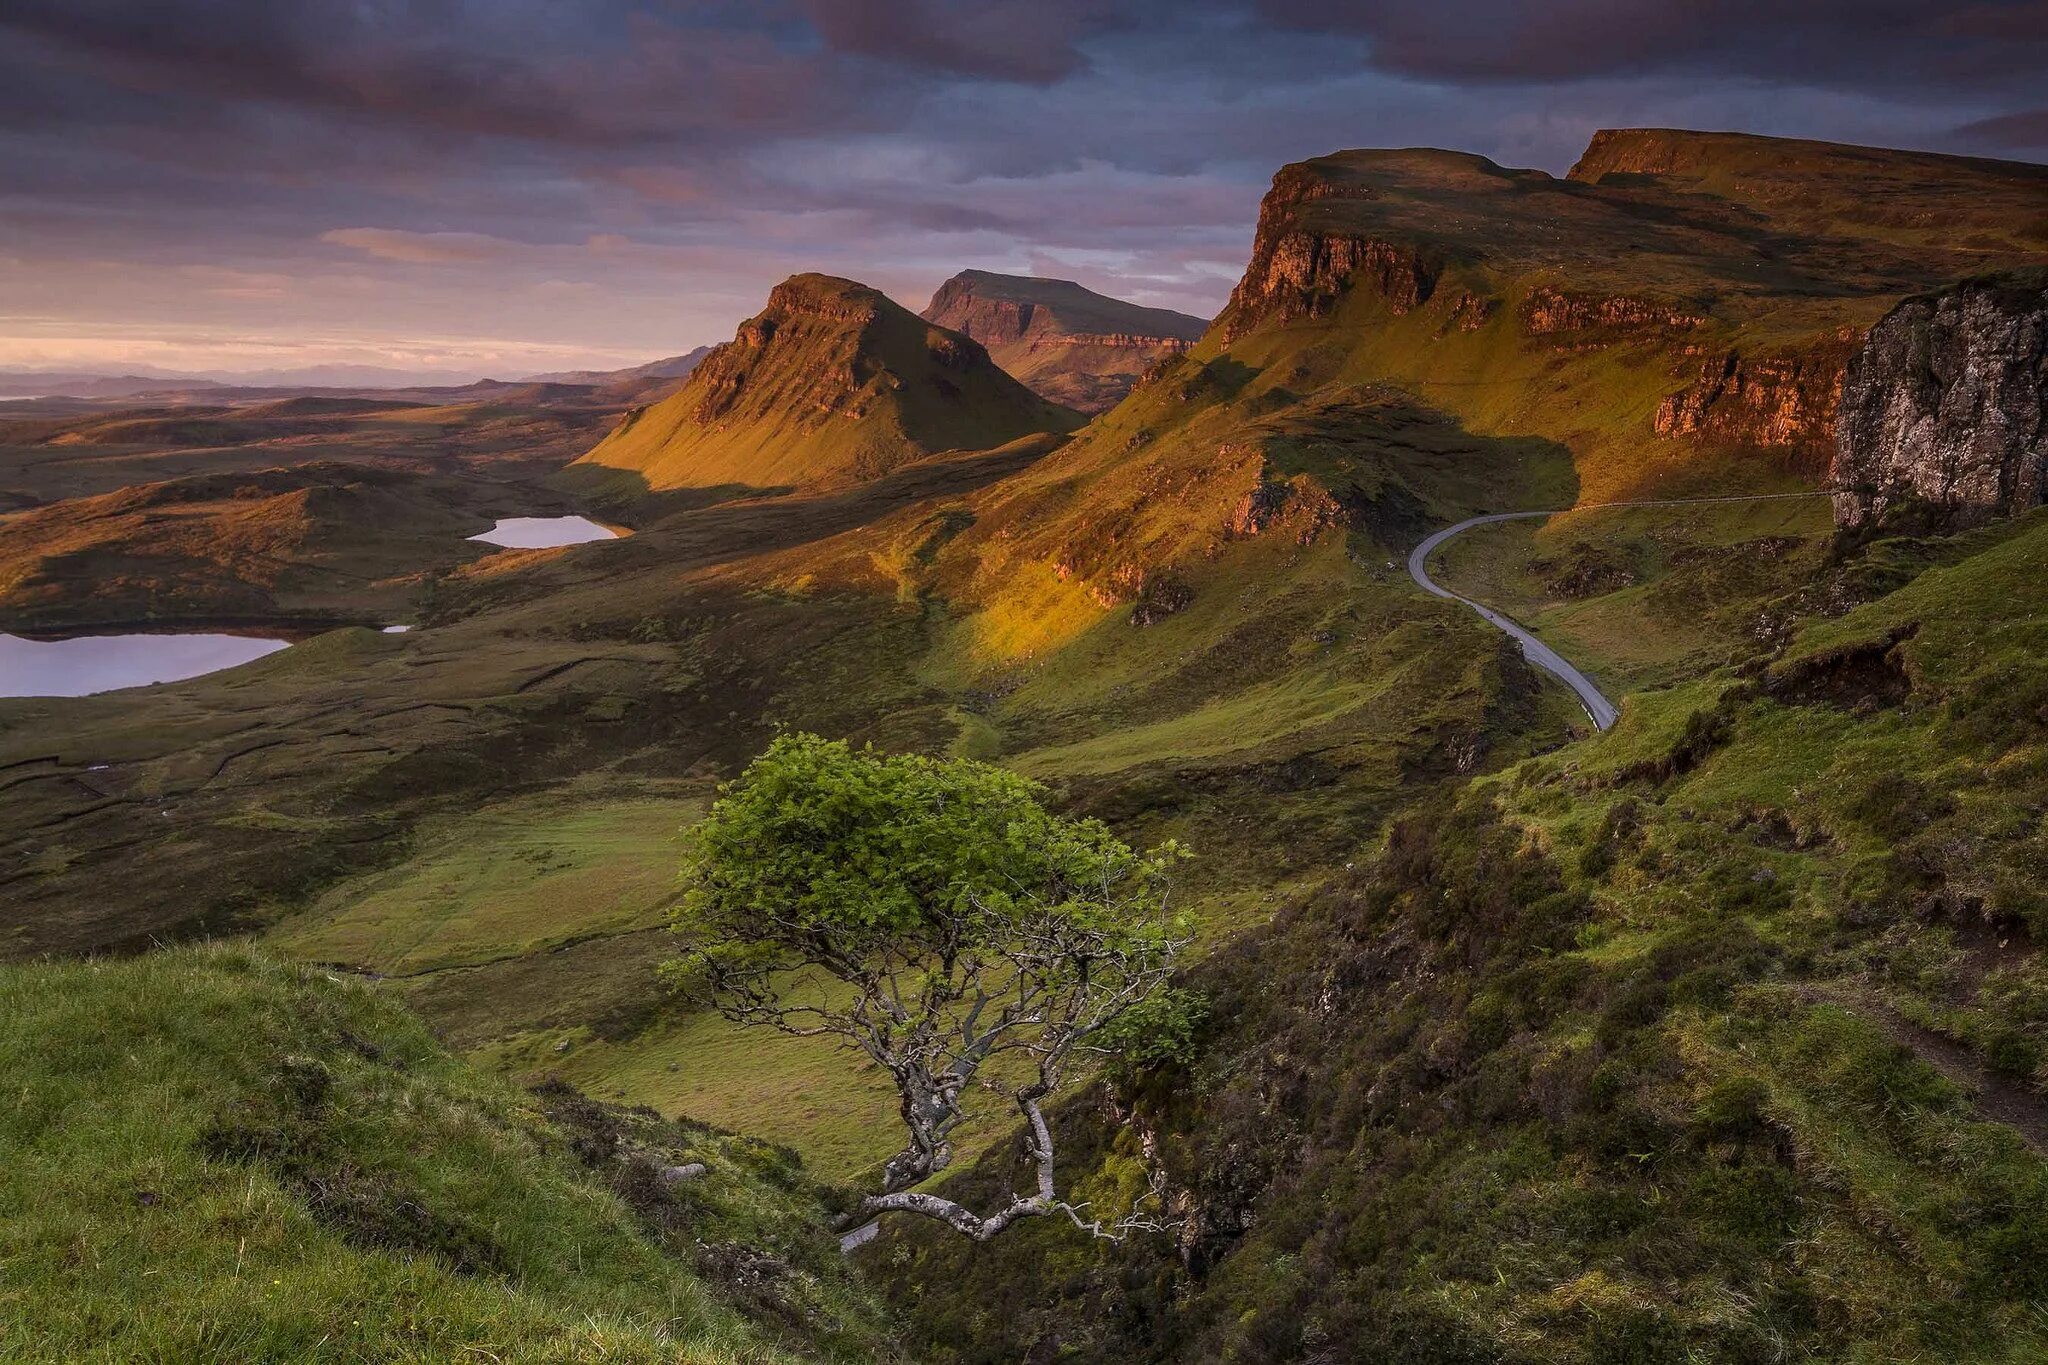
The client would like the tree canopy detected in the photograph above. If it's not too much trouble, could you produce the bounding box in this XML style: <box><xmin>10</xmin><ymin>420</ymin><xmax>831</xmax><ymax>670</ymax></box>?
<box><xmin>663</xmin><ymin>732</ymin><xmax>1190</xmax><ymax>1240</ymax></box>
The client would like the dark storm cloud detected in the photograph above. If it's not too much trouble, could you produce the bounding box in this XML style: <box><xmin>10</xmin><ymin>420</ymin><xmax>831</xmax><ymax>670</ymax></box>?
<box><xmin>2</xmin><ymin>0</ymin><xmax>892</xmax><ymax>145</ymax></box>
<box><xmin>1259</xmin><ymin>0</ymin><xmax>2048</xmax><ymax>97</ymax></box>
<box><xmin>0</xmin><ymin>0</ymin><xmax>2040</xmax><ymax>375</ymax></box>
<box><xmin>795</xmin><ymin>0</ymin><xmax>1150</xmax><ymax>83</ymax></box>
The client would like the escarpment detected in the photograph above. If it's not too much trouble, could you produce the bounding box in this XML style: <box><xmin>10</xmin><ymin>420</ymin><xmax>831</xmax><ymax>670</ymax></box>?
<box><xmin>1832</xmin><ymin>272</ymin><xmax>2048</xmax><ymax>528</ymax></box>
<box><xmin>1203</xmin><ymin>134</ymin><xmax>2046</xmax><ymax>502</ymax></box>
<box><xmin>920</xmin><ymin>271</ymin><xmax>1206</xmax><ymax>413</ymax></box>
<box><xmin>1220</xmin><ymin>166</ymin><xmax>1444</xmax><ymax>343</ymax></box>
<box><xmin>1656</xmin><ymin>338</ymin><xmax>1861</xmax><ymax>467</ymax></box>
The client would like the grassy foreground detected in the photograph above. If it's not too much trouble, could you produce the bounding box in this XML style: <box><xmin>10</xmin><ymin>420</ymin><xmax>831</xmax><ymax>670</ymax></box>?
<box><xmin>0</xmin><ymin>946</ymin><xmax>899</xmax><ymax>1363</ymax></box>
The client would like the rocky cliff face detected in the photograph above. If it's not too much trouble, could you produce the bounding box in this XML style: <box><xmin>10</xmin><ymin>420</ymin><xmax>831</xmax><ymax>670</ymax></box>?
<box><xmin>1656</xmin><ymin>337</ymin><xmax>1860</xmax><ymax>469</ymax></box>
<box><xmin>1831</xmin><ymin>273</ymin><xmax>2048</xmax><ymax>528</ymax></box>
<box><xmin>919</xmin><ymin>271</ymin><xmax>1206</xmax><ymax>413</ymax></box>
<box><xmin>1521</xmin><ymin>286</ymin><xmax>1705</xmax><ymax>335</ymax></box>
<box><xmin>1219</xmin><ymin>165</ymin><xmax>1442</xmax><ymax>343</ymax></box>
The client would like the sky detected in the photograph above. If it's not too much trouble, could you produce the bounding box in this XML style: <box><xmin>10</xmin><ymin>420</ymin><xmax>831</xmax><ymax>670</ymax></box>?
<box><xmin>2</xmin><ymin>0</ymin><xmax>2043</xmax><ymax>382</ymax></box>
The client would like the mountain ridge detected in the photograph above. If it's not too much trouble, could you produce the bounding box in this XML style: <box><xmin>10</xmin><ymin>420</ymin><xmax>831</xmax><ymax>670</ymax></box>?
<box><xmin>920</xmin><ymin>270</ymin><xmax>1207</xmax><ymax>412</ymax></box>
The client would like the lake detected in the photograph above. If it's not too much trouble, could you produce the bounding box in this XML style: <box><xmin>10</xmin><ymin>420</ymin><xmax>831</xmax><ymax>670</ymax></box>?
<box><xmin>0</xmin><ymin>632</ymin><xmax>290</xmax><ymax>698</ymax></box>
<box><xmin>470</xmin><ymin>516</ymin><xmax>620</xmax><ymax>549</ymax></box>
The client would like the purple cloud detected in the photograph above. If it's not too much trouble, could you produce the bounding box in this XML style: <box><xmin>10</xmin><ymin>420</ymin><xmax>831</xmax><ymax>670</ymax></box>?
<box><xmin>0</xmin><ymin>0</ymin><xmax>2040</xmax><ymax>375</ymax></box>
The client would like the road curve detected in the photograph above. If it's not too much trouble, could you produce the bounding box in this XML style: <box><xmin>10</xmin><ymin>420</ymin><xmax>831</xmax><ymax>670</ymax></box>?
<box><xmin>1409</xmin><ymin>512</ymin><xmax>1619</xmax><ymax>730</ymax></box>
<box><xmin>1407</xmin><ymin>494</ymin><xmax>1832</xmax><ymax>733</ymax></box>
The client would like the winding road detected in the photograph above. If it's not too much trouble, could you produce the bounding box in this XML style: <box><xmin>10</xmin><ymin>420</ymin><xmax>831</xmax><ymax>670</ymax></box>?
<box><xmin>1407</xmin><ymin>494</ymin><xmax>1832</xmax><ymax>732</ymax></box>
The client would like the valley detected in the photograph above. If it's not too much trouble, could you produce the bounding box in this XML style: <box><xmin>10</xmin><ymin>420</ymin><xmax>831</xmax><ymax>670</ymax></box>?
<box><xmin>3</xmin><ymin>125</ymin><xmax>2046</xmax><ymax>1363</ymax></box>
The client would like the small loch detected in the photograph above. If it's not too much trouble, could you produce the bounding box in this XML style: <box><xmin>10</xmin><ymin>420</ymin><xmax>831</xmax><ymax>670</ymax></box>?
<box><xmin>469</xmin><ymin>516</ymin><xmax>620</xmax><ymax>549</ymax></box>
<box><xmin>0</xmin><ymin>632</ymin><xmax>291</xmax><ymax>698</ymax></box>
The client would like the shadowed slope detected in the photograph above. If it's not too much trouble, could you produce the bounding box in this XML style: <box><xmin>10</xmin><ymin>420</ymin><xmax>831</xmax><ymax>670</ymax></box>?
<box><xmin>0</xmin><ymin>946</ymin><xmax>900</xmax><ymax>1362</ymax></box>
<box><xmin>0</xmin><ymin>464</ymin><xmax>524</xmax><ymax>633</ymax></box>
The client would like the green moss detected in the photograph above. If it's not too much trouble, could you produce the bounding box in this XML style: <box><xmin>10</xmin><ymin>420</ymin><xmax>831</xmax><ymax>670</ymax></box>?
<box><xmin>0</xmin><ymin>946</ymin><xmax>900</xmax><ymax>1363</ymax></box>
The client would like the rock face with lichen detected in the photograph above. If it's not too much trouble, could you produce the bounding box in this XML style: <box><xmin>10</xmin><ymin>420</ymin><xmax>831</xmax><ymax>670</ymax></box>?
<box><xmin>1831</xmin><ymin>272</ymin><xmax>2048</xmax><ymax>528</ymax></box>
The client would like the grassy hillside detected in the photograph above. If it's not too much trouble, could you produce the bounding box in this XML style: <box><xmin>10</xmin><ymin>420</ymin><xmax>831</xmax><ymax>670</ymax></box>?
<box><xmin>0</xmin><ymin>946</ymin><xmax>901</xmax><ymax>1363</ymax></box>
<box><xmin>1427</xmin><ymin>494</ymin><xmax>1837</xmax><ymax>693</ymax></box>
<box><xmin>7</xmin><ymin>129</ymin><xmax>2042</xmax><ymax>1360</ymax></box>
<box><xmin>0</xmin><ymin>463</ymin><xmax>535</xmax><ymax>632</ymax></box>
<box><xmin>1568</xmin><ymin>128</ymin><xmax>2048</xmax><ymax>258</ymax></box>
<box><xmin>873</xmin><ymin>508</ymin><xmax>2048</xmax><ymax>1365</ymax></box>
<box><xmin>575</xmin><ymin>274</ymin><xmax>1079</xmax><ymax>493</ymax></box>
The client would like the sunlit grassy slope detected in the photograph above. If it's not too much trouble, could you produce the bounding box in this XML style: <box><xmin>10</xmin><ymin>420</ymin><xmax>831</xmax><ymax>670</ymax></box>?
<box><xmin>0</xmin><ymin>946</ymin><xmax>900</xmax><ymax>1363</ymax></box>
<box><xmin>576</xmin><ymin>273</ymin><xmax>1079</xmax><ymax>493</ymax></box>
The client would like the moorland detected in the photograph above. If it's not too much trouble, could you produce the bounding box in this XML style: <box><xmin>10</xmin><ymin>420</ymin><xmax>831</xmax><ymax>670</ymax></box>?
<box><xmin>4</xmin><ymin>128</ymin><xmax>2048</xmax><ymax>1363</ymax></box>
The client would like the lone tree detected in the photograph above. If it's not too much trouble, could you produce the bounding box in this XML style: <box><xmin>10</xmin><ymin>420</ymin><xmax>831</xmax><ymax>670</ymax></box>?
<box><xmin>662</xmin><ymin>733</ymin><xmax>1190</xmax><ymax>1241</ymax></box>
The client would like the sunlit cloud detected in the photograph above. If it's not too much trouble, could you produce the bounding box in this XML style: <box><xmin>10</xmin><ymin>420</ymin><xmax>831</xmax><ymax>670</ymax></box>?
<box><xmin>320</xmin><ymin>228</ymin><xmax>523</xmax><ymax>265</ymax></box>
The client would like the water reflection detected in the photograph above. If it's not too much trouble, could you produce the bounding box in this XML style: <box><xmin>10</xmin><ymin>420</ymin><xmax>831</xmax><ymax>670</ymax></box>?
<box><xmin>0</xmin><ymin>632</ymin><xmax>289</xmax><ymax>698</ymax></box>
<box><xmin>469</xmin><ymin>516</ymin><xmax>619</xmax><ymax>549</ymax></box>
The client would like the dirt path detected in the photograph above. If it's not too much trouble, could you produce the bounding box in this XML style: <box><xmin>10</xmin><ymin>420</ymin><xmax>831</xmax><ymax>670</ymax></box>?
<box><xmin>1408</xmin><ymin>493</ymin><xmax>1831</xmax><ymax>732</ymax></box>
<box><xmin>1800</xmin><ymin>982</ymin><xmax>2048</xmax><ymax>1152</ymax></box>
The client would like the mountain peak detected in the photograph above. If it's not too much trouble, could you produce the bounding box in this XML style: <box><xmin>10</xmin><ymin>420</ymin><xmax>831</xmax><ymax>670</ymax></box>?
<box><xmin>574</xmin><ymin>274</ymin><xmax>1078</xmax><ymax>492</ymax></box>
<box><xmin>763</xmin><ymin>272</ymin><xmax>894</xmax><ymax>321</ymax></box>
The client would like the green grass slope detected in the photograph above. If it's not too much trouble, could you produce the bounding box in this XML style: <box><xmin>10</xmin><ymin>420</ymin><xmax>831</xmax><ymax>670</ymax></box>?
<box><xmin>575</xmin><ymin>274</ymin><xmax>1080</xmax><ymax>493</ymax></box>
<box><xmin>0</xmin><ymin>946</ymin><xmax>900</xmax><ymax>1363</ymax></box>
<box><xmin>873</xmin><ymin>509</ymin><xmax>2048</xmax><ymax>1365</ymax></box>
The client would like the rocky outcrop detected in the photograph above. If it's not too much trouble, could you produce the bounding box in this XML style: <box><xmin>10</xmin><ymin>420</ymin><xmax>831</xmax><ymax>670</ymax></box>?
<box><xmin>1221</xmin><ymin>459</ymin><xmax>1346</xmax><ymax>544</ymax></box>
<box><xmin>1656</xmin><ymin>337</ymin><xmax>1859</xmax><ymax>467</ymax></box>
<box><xmin>1521</xmin><ymin>285</ymin><xmax>1705</xmax><ymax>335</ymax></box>
<box><xmin>1221</xmin><ymin>166</ymin><xmax>1440</xmax><ymax>343</ymax></box>
<box><xmin>1831</xmin><ymin>273</ymin><xmax>2048</xmax><ymax>528</ymax></box>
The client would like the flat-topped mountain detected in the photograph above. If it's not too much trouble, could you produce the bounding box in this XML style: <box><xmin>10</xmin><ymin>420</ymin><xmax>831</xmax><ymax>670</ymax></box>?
<box><xmin>920</xmin><ymin>270</ymin><xmax>1207</xmax><ymax>412</ymax></box>
<box><xmin>575</xmin><ymin>273</ymin><xmax>1079</xmax><ymax>492</ymax></box>
<box><xmin>1210</xmin><ymin>129</ymin><xmax>2048</xmax><ymax>499</ymax></box>
<box><xmin>1569</xmin><ymin>128</ymin><xmax>2048</xmax><ymax>257</ymax></box>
